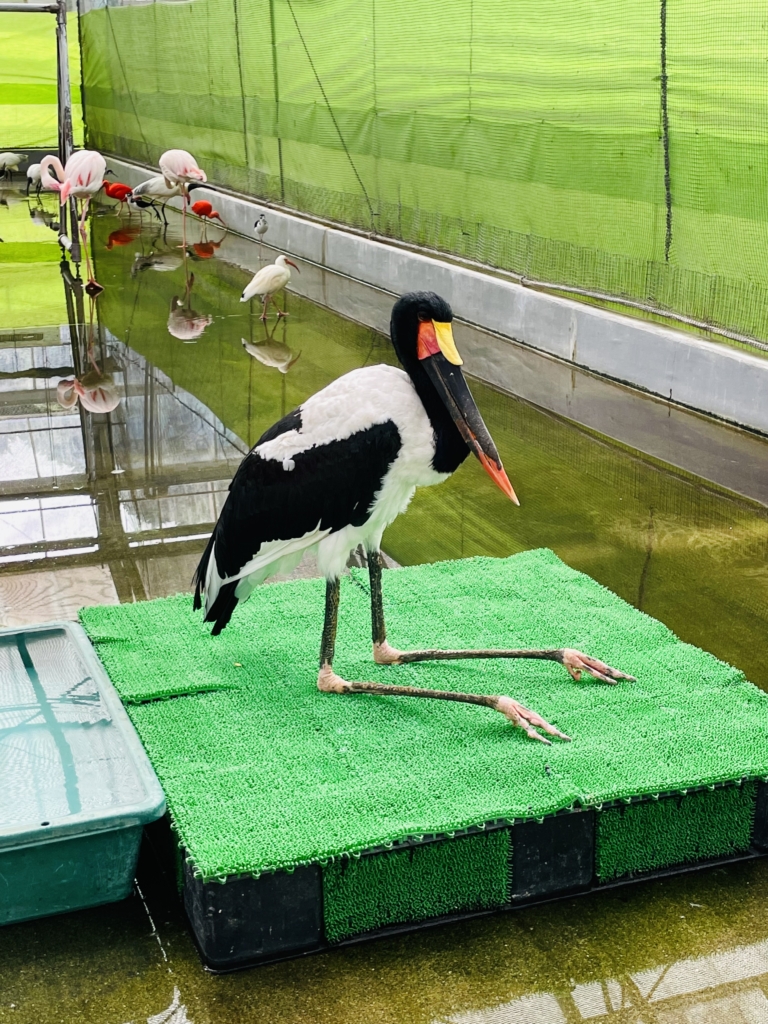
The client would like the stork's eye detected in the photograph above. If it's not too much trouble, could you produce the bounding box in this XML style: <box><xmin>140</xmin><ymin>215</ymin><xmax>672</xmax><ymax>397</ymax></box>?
<box><xmin>417</xmin><ymin>311</ymin><xmax>431</xmax><ymax>322</ymax></box>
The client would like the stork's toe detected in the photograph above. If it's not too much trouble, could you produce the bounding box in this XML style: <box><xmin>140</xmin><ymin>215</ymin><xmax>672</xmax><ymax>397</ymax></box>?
<box><xmin>495</xmin><ymin>696</ymin><xmax>570</xmax><ymax>744</ymax></box>
<box><xmin>560</xmin><ymin>648</ymin><xmax>635</xmax><ymax>684</ymax></box>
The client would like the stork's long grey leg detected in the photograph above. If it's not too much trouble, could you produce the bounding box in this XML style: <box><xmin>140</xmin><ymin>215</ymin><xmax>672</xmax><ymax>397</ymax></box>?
<box><xmin>319</xmin><ymin>576</ymin><xmax>341</xmax><ymax>669</ymax></box>
<box><xmin>316</xmin><ymin>560</ymin><xmax>570</xmax><ymax>744</ymax></box>
<box><xmin>367</xmin><ymin>549</ymin><xmax>634</xmax><ymax>685</ymax></box>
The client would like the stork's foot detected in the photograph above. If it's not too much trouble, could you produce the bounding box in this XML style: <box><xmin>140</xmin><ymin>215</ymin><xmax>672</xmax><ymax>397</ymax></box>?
<box><xmin>316</xmin><ymin>664</ymin><xmax>569</xmax><ymax>744</ymax></box>
<box><xmin>558</xmin><ymin>649</ymin><xmax>635</xmax><ymax>684</ymax></box>
<box><xmin>373</xmin><ymin>640</ymin><xmax>405</xmax><ymax>665</ymax></box>
<box><xmin>317</xmin><ymin>664</ymin><xmax>353</xmax><ymax>694</ymax></box>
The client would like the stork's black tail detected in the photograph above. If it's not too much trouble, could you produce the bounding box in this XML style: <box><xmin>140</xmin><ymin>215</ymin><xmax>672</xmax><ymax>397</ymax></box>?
<box><xmin>192</xmin><ymin>533</ymin><xmax>240</xmax><ymax>635</ymax></box>
<box><xmin>192</xmin><ymin>533</ymin><xmax>214</xmax><ymax>612</ymax></box>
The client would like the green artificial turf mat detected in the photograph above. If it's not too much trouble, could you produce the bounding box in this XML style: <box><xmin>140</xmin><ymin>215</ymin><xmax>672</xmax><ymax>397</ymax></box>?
<box><xmin>323</xmin><ymin>830</ymin><xmax>510</xmax><ymax>942</ymax></box>
<box><xmin>596</xmin><ymin>782</ymin><xmax>757</xmax><ymax>883</ymax></box>
<box><xmin>79</xmin><ymin>549</ymin><xmax>768</xmax><ymax>883</ymax></box>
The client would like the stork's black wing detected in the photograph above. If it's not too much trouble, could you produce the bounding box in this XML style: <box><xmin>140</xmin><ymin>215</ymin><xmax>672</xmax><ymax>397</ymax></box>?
<box><xmin>194</xmin><ymin>412</ymin><xmax>402</xmax><ymax>633</ymax></box>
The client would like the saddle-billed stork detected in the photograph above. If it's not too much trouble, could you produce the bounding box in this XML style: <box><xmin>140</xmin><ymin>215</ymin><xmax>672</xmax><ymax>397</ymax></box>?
<box><xmin>195</xmin><ymin>292</ymin><xmax>633</xmax><ymax>743</ymax></box>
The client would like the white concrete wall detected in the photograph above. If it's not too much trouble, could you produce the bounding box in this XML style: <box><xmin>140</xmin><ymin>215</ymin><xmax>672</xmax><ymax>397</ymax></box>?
<box><xmin>108</xmin><ymin>157</ymin><xmax>768</xmax><ymax>437</ymax></box>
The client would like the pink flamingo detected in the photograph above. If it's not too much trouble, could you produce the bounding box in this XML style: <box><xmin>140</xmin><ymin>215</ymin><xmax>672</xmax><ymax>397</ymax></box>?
<box><xmin>40</xmin><ymin>150</ymin><xmax>107</xmax><ymax>294</ymax></box>
<box><xmin>158</xmin><ymin>149</ymin><xmax>207</xmax><ymax>249</ymax></box>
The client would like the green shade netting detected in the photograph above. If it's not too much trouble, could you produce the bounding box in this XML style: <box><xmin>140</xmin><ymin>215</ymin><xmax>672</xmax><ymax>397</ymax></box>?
<box><xmin>0</xmin><ymin>12</ymin><xmax>84</xmax><ymax>149</ymax></box>
<box><xmin>79</xmin><ymin>0</ymin><xmax>768</xmax><ymax>345</ymax></box>
<box><xmin>79</xmin><ymin>549</ymin><xmax>768</xmax><ymax>881</ymax></box>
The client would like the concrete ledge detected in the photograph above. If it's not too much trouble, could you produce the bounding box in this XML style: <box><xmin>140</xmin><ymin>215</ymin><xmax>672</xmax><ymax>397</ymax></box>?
<box><xmin>106</xmin><ymin>156</ymin><xmax>768</xmax><ymax>437</ymax></box>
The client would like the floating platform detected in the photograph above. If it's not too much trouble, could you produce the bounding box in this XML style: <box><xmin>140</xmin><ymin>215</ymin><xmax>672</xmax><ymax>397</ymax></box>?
<box><xmin>80</xmin><ymin>550</ymin><xmax>768</xmax><ymax>970</ymax></box>
<box><xmin>0</xmin><ymin>622</ymin><xmax>165</xmax><ymax>925</ymax></box>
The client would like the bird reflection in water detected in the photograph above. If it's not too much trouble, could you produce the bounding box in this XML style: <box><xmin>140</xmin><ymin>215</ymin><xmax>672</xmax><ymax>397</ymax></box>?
<box><xmin>56</xmin><ymin>367</ymin><xmax>120</xmax><ymax>414</ymax></box>
<box><xmin>242</xmin><ymin>321</ymin><xmax>301</xmax><ymax>374</ymax></box>
<box><xmin>167</xmin><ymin>264</ymin><xmax>212</xmax><ymax>342</ymax></box>
<box><xmin>242</xmin><ymin>318</ymin><xmax>300</xmax><ymax>436</ymax></box>
<box><xmin>57</xmin><ymin>262</ymin><xmax>122</xmax><ymax>414</ymax></box>
<box><xmin>188</xmin><ymin>239</ymin><xmax>221</xmax><ymax>260</ymax></box>
<box><xmin>106</xmin><ymin>225</ymin><xmax>141</xmax><ymax>250</ymax></box>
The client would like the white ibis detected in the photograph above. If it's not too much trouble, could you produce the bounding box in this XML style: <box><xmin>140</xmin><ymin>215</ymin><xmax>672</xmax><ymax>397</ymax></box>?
<box><xmin>158</xmin><ymin>149</ymin><xmax>206</xmax><ymax>248</ymax></box>
<box><xmin>194</xmin><ymin>292</ymin><xmax>634</xmax><ymax>744</ymax></box>
<box><xmin>241</xmin><ymin>254</ymin><xmax>299</xmax><ymax>320</ymax></box>
<box><xmin>40</xmin><ymin>150</ymin><xmax>106</xmax><ymax>294</ymax></box>
<box><xmin>26</xmin><ymin>163</ymin><xmax>42</xmax><ymax>196</ymax></box>
<box><xmin>130</xmin><ymin>175</ymin><xmax>204</xmax><ymax>225</ymax></box>
<box><xmin>0</xmin><ymin>152</ymin><xmax>23</xmax><ymax>181</ymax></box>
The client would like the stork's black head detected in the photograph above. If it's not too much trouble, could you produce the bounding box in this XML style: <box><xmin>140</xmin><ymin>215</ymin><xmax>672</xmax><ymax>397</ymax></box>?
<box><xmin>390</xmin><ymin>291</ymin><xmax>518</xmax><ymax>504</ymax></box>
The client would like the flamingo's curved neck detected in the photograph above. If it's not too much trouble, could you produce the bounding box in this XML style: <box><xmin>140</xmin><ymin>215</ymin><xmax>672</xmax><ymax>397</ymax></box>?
<box><xmin>40</xmin><ymin>155</ymin><xmax>65</xmax><ymax>191</ymax></box>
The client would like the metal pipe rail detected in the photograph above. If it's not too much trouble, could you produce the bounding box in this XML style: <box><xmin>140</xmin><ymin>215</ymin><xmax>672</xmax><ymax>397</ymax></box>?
<box><xmin>0</xmin><ymin>4</ymin><xmax>59</xmax><ymax>11</ymax></box>
<box><xmin>1</xmin><ymin>0</ymin><xmax>80</xmax><ymax>257</ymax></box>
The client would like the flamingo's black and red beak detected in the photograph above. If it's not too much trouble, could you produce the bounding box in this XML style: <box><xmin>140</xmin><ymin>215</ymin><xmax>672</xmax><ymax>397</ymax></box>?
<box><xmin>418</xmin><ymin>319</ymin><xmax>520</xmax><ymax>505</ymax></box>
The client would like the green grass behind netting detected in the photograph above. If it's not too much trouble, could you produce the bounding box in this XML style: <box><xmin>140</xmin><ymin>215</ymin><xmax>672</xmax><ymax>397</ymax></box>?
<box><xmin>323</xmin><ymin>830</ymin><xmax>510</xmax><ymax>942</ymax></box>
<box><xmin>79</xmin><ymin>549</ymin><xmax>768</xmax><ymax>881</ymax></box>
<box><xmin>596</xmin><ymin>783</ymin><xmax>757</xmax><ymax>882</ymax></box>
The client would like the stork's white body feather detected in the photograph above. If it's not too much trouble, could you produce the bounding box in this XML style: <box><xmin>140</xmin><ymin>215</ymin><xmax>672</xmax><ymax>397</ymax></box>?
<box><xmin>203</xmin><ymin>364</ymin><xmax>445</xmax><ymax>612</ymax></box>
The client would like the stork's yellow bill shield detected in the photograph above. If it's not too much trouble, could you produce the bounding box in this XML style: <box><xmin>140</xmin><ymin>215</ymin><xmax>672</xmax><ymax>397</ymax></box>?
<box><xmin>433</xmin><ymin>321</ymin><xmax>463</xmax><ymax>365</ymax></box>
<box><xmin>417</xmin><ymin>320</ymin><xmax>463</xmax><ymax>364</ymax></box>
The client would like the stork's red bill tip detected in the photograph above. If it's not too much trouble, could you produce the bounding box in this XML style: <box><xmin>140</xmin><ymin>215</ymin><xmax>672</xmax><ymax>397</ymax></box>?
<box><xmin>477</xmin><ymin>451</ymin><xmax>520</xmax><ymax>505</ymax></box>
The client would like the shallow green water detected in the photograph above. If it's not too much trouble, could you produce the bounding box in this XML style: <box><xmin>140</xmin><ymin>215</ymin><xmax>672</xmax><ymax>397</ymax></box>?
<box><xmin>2</xmin><ymin>191</ymin><xmax>768</xmax><ymax>1023</ymax></box>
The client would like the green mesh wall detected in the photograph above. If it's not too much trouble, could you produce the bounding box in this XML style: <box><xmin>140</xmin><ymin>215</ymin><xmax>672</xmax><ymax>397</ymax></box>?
<box><xmin>79</xmin><ymin>0</ymin><xmax>768</xmax><ymax>343</ymax></box>
<box><xmin>0</xmin><ymin>10</ymin><xmax>84</xmax><ymax>149</ymax></box>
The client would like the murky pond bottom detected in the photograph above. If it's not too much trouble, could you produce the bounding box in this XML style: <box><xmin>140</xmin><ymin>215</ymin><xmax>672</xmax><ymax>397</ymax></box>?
<box><xmin>1</xmin><ymin>192</ymin><xmax>768</xmax><ymax>1023</ymax></box>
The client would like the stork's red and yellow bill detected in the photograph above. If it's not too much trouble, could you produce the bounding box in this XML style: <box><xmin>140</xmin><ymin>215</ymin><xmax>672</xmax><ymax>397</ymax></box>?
<box><xmin>417</xmin><ymin>318</ymin><xmax>520</xmax><ymax>505</ymax></box>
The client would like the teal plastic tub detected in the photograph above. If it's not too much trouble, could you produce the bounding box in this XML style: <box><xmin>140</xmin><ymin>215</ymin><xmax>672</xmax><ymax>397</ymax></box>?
<box><xmin>0</xmin><ymin>622</ymin><xmax>165</xmax><ymax>925</ymax></box>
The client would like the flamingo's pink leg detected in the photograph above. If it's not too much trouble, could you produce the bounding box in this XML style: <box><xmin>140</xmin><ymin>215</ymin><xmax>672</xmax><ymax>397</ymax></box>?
<box><xmin>79</xmin><ymin>196</ymin><xmax>94</xmax><ymax>282</ymax></box>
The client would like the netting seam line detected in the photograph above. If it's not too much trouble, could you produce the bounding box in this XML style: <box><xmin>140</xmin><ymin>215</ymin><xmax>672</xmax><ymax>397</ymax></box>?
<box><xmin>232</xmin><ymin>0</ymin><xmax>250</xmax><ymax>170</ymax></box>
<box><xmin>104</xmin><ymin>4</ymin><xmax>151</xmax><ymax>165</ymax></box>
<box><xmin>267</xmin><ymin>0</ymin><xmax>285</xmax><ymax>202</ymax></box>
<box><xmin>76</xmin><ymin>0</ymin><xmax>88</xmax><ymax>146</ymax></box>
<box><xmin>283</xmin><ymin>0</ymin><xmax>376</xmax><ymax>232</ymax></box>
<box><xmin>660</xmin><ymin>0</ymin><xmax>672</xmax><ymax>262</ymax></box>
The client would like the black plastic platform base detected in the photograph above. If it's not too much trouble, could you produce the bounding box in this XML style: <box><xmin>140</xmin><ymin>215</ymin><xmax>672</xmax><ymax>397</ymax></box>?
<box><xmin>178</xmin><ymin>780</ymin><xmax>768</xmax><ymax>973</ymax></box>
